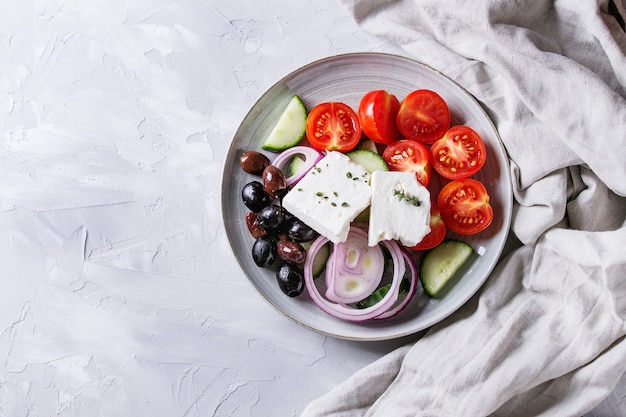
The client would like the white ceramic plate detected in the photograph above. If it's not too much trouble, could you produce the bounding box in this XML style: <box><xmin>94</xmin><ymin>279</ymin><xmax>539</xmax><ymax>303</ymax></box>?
<box><xmin>222</xmin><ymin>53</ymin><xmax>512</xmax><ymax>341</ymax></box>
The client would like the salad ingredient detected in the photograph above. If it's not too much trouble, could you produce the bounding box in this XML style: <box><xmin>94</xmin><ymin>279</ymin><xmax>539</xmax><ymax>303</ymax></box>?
<box><xmin>256</xmin><ymin>205</ymin><xmax>288</xmax><ymax>232</ymax></box>
<box><xmin>358</xmin><ymin>90</ymin><xmax>401</xmax><ymax>145</ymax></box>
<box><xmin>355</xmin><ymin>282</ymin><xmax>396</xmax><ymax>309</ymax></box>
<box><xmin>409</xmin><ymin>203</ymin><xmax>446</xmax><ymax>250</ymax></box>
<box><xmin>324</xmin><ymin>227</ymin><xmax>385</xmax><ymax>304</ymax></box>
<box><xmin>430</xmin><ymin>125</ymin><xmax>487</xmax><ymax>180</ymax></box>
<box><xmin>282</xmin><ymin>151</ymin><xmax>371</xmax><ymax>244</ymax></box>
<box><xmin>252</xmin><ymin>237</ymin><xmax>278</xmax><ymax>267</ymax></box>
<box><xmin>239</xmin><ymin>151</ymin><xmax>270</xmax><ymax>175</ymax></box>
<box><xmin>382</xmin><ymin>139</ymin><xmax>432</xmax><ymax>186</ymax></box>
<box><xmin>262</xmin><ymin>165</ymin><xmax>287</xmax><ymax>198</ymax></box>
<box><xmin>346</xmin><ymin>149</ymin><xmax>389</xmax><ymax>173</ymax></box>
<box><xmin>245</xmin><ymin>212</ymin><xmax>267</xmax><ymax>239</ymax></box>
<box><xmin>262</xmin><ymin>95</ymin><xmax>308</xmax><ymax>152</ymax></box>
<box><xmin>368</xmin><ymin>171</ymin><xmax>431</xmax><ymax>247</ymax></box>
<box><xmin>271</xmin><ymin>146</ymin><xmax>323</xmax><ymax>187</ymax></box>
<box><xmin>302</xmin><ymin>226</ymin><xmax>409</xmax><ymax>321</ymax></box>
<box><xmin>306</xmin><ymin>102</ymin><xmax>362</xmax><ymax>152</ymax></box>
<box><xmin>276</xmin><ymin>263</ymin><xmax>305</xmax><ymax>297</ymax></box>
<box><xmin>277</xmin><ymin>239</ymin><xmax>307</xmax><ymax>265</ymax></box>
<box><xmin>356</xmin><ymin>138</ymin><xmax>379</xmax><ymax>153</ymax></box>
<box><xmin>396</xmin><ymin>89</ymin><xmax>450</xmax><ymax>144</ymax></box>
<box><xmin>420</xmin><ymin>240</ymin><xmax>474</xmax><ymax>297</ymax></box>
<box><xmin>242</xmin><ymin>181</ymin><xmax>271</xmax><ymax>212</ymax></box>
<box><xmin>373</xmin><ymin>248</ymin><xmax>418</xmax><ymax>319</ymax></box>
<box><xmin>286</xmin><ymin>217</ymin><xmax>319</xmax><ymax>242</ymax></box>
<box><xmin>309</xmin><ymin>241</ymin><xmax>330</xmax><ymax>277</ymax></box>
<box><xmin>438</xmin><ymin>179</ymin><xmax>493</xmax><ymax>235</ymax></box>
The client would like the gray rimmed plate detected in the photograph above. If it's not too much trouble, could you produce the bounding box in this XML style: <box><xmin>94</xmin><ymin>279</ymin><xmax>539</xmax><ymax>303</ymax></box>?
<box><xmin>221</xmin><ymin>53</ymin><xmax>512</xmax><ymax>341</ymax></box>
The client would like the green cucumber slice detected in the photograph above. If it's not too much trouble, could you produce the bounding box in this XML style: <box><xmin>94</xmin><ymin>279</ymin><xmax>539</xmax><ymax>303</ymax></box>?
<box><xmin>420</xmin><ymin>240</ymin><xmax>474</xmax><ymax>298</ymax></box>
<box><xmin>262</xmin><ymin>95</ymin><xmax>307</xmax><ymax>152</ymax></box>
<box><xmin>302</xmin><ymin>240</ymin><xmax>331</xmax><ymax>278</ymax></box>
<box><xmin>311</xmin><ymin>241</ymin><xmax>330</xmax><ymax>277</ymax></box>
<box><xmin>346</xmin><ymin>149</ymin><xmax>389</xmax><ymax>173</ymax></box>
<box><xmin>356</xmin><ymin>139</ymin><xmax>378</xmax><ymax>153</ymax></box>
<box><xmin>289</xmin><ymin>155</ymin><xmax>306</xmax><ymax>177</ymax></box>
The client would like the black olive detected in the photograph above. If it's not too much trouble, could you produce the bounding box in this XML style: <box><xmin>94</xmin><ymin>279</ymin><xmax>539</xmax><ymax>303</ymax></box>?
<box><xmin>257</xmin><ymin>205</ymin><xmax>287</xmax><ymax>231</ymax></box>
<box><xmin>252</xmin><ymin>237</ymin><xmax>277</xmax><ymax>267</ymax></box>
<box><xmin>276</xmin><ymin>263</ymin><xmax>305</xmax><ymax>297</ymax></box>
<box><xmin>287</xmin><ymin>218</ymin><xmax>319</xmax><ymax>242</ymax></box>
<box><xmin>242</xmin><ymin>181</ymin><xmax>271</xmax><ymax>212</ymax></box>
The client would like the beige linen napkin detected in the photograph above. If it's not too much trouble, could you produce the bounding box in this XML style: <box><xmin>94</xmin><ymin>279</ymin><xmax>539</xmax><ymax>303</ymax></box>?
<box><xmin>302</xmin><ymin>0</ymin><xmax>626</xmax><ymax>416</ymax></box>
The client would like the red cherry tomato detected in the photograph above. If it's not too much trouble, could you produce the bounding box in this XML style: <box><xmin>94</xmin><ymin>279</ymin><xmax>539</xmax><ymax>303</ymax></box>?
<box><xmin>306</xmin><ymin>102</ymin><xmax>362</xmax><ymax>152</ymax></box>
<box><xmin>358</xmin><ymin>90</ymin><xmax>401</xmax><ymax>145</ymax></box>
<box><xmin>438</xmin><ymin>179</ymin><xmax>493</xmax><ymax>235</ymax></box>
<box><xmin>409</xmin><ymin>203</ymin><xmax>446</xmax><ymax>251</ymax></box>
<box><xmin>396</xmin><ymin>89</ymin><xmax>450</xmax><ymax>144</ymax></box>
<box><xmin>382</xmin><ymin>139</ymin><xmax>431</xmax><ymax>186</ymax></box>
<box><xmin>430</xmin><ymin>125</ymin><xmax>487</xmax><ymax>180</ymax></box>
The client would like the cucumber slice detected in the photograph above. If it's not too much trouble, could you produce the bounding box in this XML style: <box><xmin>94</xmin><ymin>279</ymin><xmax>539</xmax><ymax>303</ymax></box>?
<box><xmin>311</xmin><ymin>241</ymin><xmax>330</xmax><ymax>277</ymax></box>
<box><xmin>288</xmin><ymin>155</ymin><xmax>306</xmax><ymax>177</ymax></box>
<box><xmin>420</xmin><ymin>240</ymin><xmax>474</xmax><ymax>298</ymax></box>
<box><xmin>302</xmin><ymin>240</ymin><xmax>331</xmax><ymax>278</ymax></box>
<box><xmin>356</xmin><ymin>139</ymin><xmax>379</xmax><ymax>153</ymax></box>
<box><xmin>262</xmin><ymin>95</ymin><xmax>307</xmax><ymax>152</ymax></box>
<box><xmin>346</xmin><ymin>149</ymin><xmax>389</xmax><ymax>173</ymax></box>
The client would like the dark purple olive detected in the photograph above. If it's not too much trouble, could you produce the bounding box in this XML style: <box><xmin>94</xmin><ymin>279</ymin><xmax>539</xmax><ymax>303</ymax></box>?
<box><xmin>252</xmin><ymin>237</ymin><xmax>277</xmax><ymax>267</ymax></box>
<box><xmin>257</xmin><ymin>205</ymin><xmax>287</xmax><ymax>232</ymax></box>
<box><xmin>287</xmin><ymin>218</ymin><xmax>318</xmax><ymax>242</ymax></box>
<box><xmin>239</xmin><ymin>151</ymin><xmax>270</xmax><ymax>175</ymax></box>
<box><xmin>242</xmin><ymin>181</ymin><xmax>271</xmax><ymax>212</ymax></box>
<box><xmin>277</xmin><ymin>240</ymin><xmax>306</xmax><ymax>264</ymax></box>
<box><xmin>245</xmin><ymin>212</ymin><xmax>266</xmax><ymax>239</ymax></box>
<box><xmin>262</xmin><ymin>165</ymin><xmax>287</xmax><ymax>198</ymax></box>
<box><xmin>276</xmin><ymin>263</ymin><xmax>304</xmax><ymax>297</ymax></box>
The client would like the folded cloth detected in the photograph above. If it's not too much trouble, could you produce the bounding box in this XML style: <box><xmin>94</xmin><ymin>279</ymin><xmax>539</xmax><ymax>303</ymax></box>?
<box><xmin>302</xmin><ymin>0</ymin><xmax>626</xmax><ymax>416</ymax></box>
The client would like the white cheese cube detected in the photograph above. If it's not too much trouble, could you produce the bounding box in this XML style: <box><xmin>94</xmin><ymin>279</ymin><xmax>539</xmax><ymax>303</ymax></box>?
<box><xmin>368</xmin><ymin>171</ymin><xmax>431</xmax><ymax>247</ymax></box>
<box><xmin>282</xmin><ymin>151</ymin><xmax>371</xmax><ymax>244</ymax></box>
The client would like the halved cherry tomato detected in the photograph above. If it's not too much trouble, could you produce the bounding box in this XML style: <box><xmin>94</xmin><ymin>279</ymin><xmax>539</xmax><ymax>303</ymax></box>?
<box><xmin>438</xmin><ymin>179</ymin><xmax>493</xmax><ymax>235</ymax></box>
<box><xmin>306</xmin><ymin>102</ymin><xmax>362</xmax><ymax>152</ymax></box>
<box><xmin>358</xmin><ymin>90</ymin><xmax>401</xmax><ymax>145</ymax></box>
<box><xmin>430</xmin><ymin>125</ymin><xmax>486</xmax><ymax>180</ymax></box>
<box><xmin>382</xmin><ymin>139</ymin><xmax>431</xmax><ymax>186</ymax></box>
<box><xmin>409</xmin><ymin>203</ymin><xmax>446</xmax><ymax>251</ymax></box>
<box><xmin>396</xmin><ymin>89</ymin><xmax>450</xmax><ymax>144</ymax></box>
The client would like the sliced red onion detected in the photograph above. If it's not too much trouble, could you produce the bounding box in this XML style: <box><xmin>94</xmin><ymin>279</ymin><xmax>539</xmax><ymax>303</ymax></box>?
<box><xmin>324</xmin><ymin>226</ymin><xmax>384</xmax><ymax>304</ymax></box>
<box><xmin>303</xmin><ymin>226</ymin><xmax>406</xmax><ymax>322</ymax></box>
<box><xmin>374</xmin><ymin>248</ymin><xmax>418</xmax><ymax>320</ymax></box>
<box><xmin>271</xmin><ymin>146</ymin><xmax>323</xmax><ymax>187</ymax></box>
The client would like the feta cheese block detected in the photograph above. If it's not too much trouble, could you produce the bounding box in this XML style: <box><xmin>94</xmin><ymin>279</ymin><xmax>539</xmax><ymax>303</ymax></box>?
<box><xmin>368</xmin><ymin>171</ymin><xmax>431</xmax><ymax>247</ymax></box>
<box><xmin>282</xmin><ymin>151</ymin><xmax>371</xmax><ymax>244</ymax></box>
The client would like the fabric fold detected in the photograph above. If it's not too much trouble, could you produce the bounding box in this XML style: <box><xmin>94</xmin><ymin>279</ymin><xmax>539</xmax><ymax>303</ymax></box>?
<box><xmin>302</xmin><ymin>0</ymin><xmax>626</xmax><ymax>415</ymax></box>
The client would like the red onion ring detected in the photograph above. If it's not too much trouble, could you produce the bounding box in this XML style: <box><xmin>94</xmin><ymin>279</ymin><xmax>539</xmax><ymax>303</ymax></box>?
<box><xmin>324</xmin><ymin>226</ymin><xmax>384</xmax><ymax>304</ymax></box>
<box><xmin>303</xmin><ymin>226</ymin><xmax>406</xmax><ymax>322</ymax></box>
<box><xmin>271</xmin><ymin>146</ymin><xmax>323</xmax><ymax>187</ymax></box>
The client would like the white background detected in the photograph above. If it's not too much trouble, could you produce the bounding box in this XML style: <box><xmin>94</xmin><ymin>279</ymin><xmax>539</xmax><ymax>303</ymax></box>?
<box><xmin>0</xmin><ymin>0</ymin><xmax>623</xmax><ymax>415</ymax></box>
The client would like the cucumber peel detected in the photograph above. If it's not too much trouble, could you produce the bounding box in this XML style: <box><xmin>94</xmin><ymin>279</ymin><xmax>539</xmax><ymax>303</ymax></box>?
<box><xmin>302</xmin><ymin>240</ymin><xmax>331</xmax><ymax>278</ymax></box>
<box><xmin>262</xmin><ymin>95</ymin><xmax>307</xmax><ymax>152</ymax></box>
<box><xmin>346</xmin><ymin>149</ymin><xmax>389</xmax><ymax>173</ymax></box>
<box><xmin>420</xmin><ymin>240</ymin><xmax>474</xmax><ymax>298</ymax></box>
